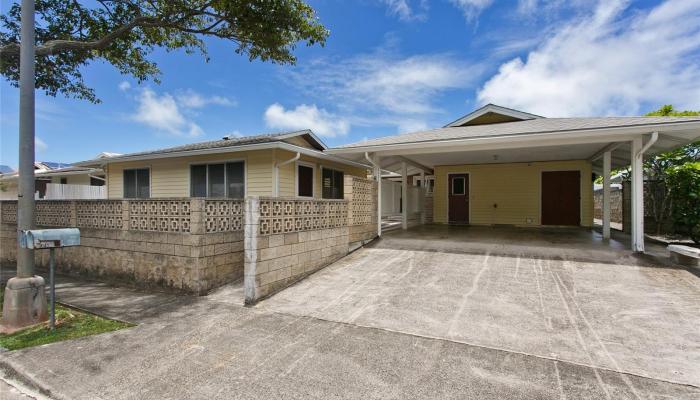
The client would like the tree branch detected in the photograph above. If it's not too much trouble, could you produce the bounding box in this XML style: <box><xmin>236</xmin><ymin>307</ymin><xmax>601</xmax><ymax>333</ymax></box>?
<box><xmin>0</xmin><ymin>15</ymin><xmax>155</xmax><ymax>58</ymax></box>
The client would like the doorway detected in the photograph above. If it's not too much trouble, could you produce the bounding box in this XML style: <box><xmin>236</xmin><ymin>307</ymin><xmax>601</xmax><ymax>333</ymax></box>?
<box><xmin>541</xmin><ymin>171</ymin><xmax>581</xmax><ymax>226</ymax></box>
<box><xmin>448</xmin><ymin>173</ymin><xmax>469</xmax><ymax>224</ymax></box>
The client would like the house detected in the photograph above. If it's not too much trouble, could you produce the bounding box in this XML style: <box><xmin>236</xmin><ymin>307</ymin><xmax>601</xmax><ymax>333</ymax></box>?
<box><xmin>73</xmin><ymin>130</ymin><xmax>370</xmax><ymax>200</ymax></box>
<box><xmin>2</xmin><ymin>106</ymin><xmax>699</xmax><ymax>303</ymax></box>
<box><xmin>0</xmin><ymin>161</ymin><xmax>106</xmax><ymax>200</ymax></box>
<box><xmin>328</xmin><ymin>104</ymin><xmax>700</xmax><ymax>252</ymax></box>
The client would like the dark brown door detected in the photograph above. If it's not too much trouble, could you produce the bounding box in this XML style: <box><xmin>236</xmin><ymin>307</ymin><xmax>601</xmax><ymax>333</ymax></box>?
<box><xmin>541</xmin><ymin>171</ymin><xmax>580</xmax><ymax>226</ymax></box>
<box><xmin>448</xmin><ymin>174</ymin><xmax>469</xmax><ymax>224</ymax></box>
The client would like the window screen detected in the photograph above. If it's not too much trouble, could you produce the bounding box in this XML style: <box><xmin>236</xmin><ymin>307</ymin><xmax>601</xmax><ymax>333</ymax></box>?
<box><xmin>322</xmin><ymin>168</ymin><xmax>344</xmax><ymax>199</ymax></box>
<box><xmin>190</xmin><ymin>161</ymin><xmax>245</xmax><ymax>198</ymax></box>
<box><xmin>297</xmin><ymin>165</ymin><xmax>314</xmax><ymax>197</ymax></box>
<box><xmin>190</xmin><ymin>165</ymin><xmax>207</xmax><ymax>197</ymax></box>
<box><xmin>226</xmin><ymin>162</ymin><xmax>245</xmax><ymax>199</ymax></box>
<box><xmin>208</xmin><ymin>164</ymin><xmax>226</xmax><ymax>198</ymax></box>
<box><xmin>124</xmin><ymin>168</ymin><xmax>149</xmax><ymax>198</ymax></box>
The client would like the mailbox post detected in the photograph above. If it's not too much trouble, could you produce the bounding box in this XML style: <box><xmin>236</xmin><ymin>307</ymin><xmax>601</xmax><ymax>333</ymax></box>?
<box><xmin>19</xmin><ymin>228</ymin><xmax>80</xmax><ymax>331</ymax></box>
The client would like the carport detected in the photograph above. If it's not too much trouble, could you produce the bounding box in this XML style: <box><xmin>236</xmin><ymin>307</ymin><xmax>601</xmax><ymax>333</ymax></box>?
<box><xmin>328</xmin><ymin>104</ymin><xmax>700</xmax><ymax>252</ymax></box>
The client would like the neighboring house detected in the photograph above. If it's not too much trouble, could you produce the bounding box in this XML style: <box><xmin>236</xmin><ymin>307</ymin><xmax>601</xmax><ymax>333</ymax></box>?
<box><xmin>74</xmin><ymin>130</ymin><xmax>369</xmax><ymax>200</ymax></box>
<box><xmin>0</xmin><ymin>161</ymin><xmax>106</xmax><ymax>200</ymax></box>
<box><xmin>329</xmin><ymin>103</ymin><xmax>700</xmax><ymax>252</ymax></box>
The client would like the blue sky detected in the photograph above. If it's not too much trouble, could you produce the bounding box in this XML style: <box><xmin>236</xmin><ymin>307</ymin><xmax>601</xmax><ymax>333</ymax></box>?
<box><xmin>1</xmin><ymin>0</ymin><xmax>699</xmax><ymax>169</ymax></box>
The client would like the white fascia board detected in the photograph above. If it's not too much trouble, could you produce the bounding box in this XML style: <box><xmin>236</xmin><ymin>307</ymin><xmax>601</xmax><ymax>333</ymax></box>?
<box><xmin>0</xmin><ymin>168</ymin><xmax>103</xmax><ymax>181</ymax></box>
<box><xmin>327</xmin><ymin>121</ymin><xmax>700</xmax><ymax>156</ymax></box>
<box><xmin>74</xmin><ymin>142</ymin><xmax>370</xmax><ymax>170</ymax></box>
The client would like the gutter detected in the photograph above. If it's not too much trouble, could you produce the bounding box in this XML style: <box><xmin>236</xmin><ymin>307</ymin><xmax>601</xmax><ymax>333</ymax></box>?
<box><xmin>326</xmin><ymin>120</ymin><xmax>700</xmax><ymax>155</ymax></box>
<box><xmin>72</xmin><ymin>142</ymin><xmax>371</xmax><ymax>170</ymax></box>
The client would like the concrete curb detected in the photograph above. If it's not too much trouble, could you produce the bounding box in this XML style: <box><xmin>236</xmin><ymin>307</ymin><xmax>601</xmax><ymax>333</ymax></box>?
<box><xmin>0</xmin><ymin>356</ymin><xmax>63</xmax><ymax>400</ymax></box>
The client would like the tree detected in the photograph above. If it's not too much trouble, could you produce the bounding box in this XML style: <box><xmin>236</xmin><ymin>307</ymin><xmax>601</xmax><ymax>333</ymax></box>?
<box><xmin>641</xmin><ymin>105</ymin><xmax>700</xmax><ymax>234</ymax></box>
<box><xmin>666</xmin><ymin>163</ymin><xmax>700</xmax><ymax>243</ymax></box>
<box><xmin>0</xmin><ymin>0</ymin><xmax>329</xmax><ymax>103</ymax></box>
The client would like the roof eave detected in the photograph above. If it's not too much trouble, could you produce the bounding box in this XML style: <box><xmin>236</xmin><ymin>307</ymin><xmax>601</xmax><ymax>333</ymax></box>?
<box><xmin>444</xmin><ymin>104</ymin><xmax>544</xmax><ymax>128</ymax></box>
<box><xmin>74</xmin><ymin>142</ymin><xmax>370</xmax><ymax>170</ymax></box>
<box><xmin>328</xmin><ymin>120</ymin><xmax>700</xmax><ymax>155</ymax></box>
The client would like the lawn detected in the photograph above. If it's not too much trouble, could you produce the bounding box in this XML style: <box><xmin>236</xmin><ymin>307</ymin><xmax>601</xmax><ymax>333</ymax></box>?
<box><xmin>0</xmin><ymin>287</ymin><xmax>133</xmax><ymax>351</ymax></box>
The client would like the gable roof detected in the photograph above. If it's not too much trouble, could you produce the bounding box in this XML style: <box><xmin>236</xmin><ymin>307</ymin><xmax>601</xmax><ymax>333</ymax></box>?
<box><xmin>334</xmin><ymin>116</ymin><xmax>700</xmax><ymax>150</ymax></box>
<box><xmin>74</xmin><ymin>129</ymin><xmax>328</xmax><ymax>166</ymax></box>
<box><xmin>445</xmin><ymin>104</ymin><xmax>543</xmax><ymax>127</ymax></box>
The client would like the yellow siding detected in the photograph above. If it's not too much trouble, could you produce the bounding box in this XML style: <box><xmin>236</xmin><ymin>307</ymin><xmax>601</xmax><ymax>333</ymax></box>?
<box><xmin>105</xmin><ymin>149</ymin><xmax>368</xmax><ymax>199</ymax></box>
<box><xmin>51</xmin><ymin>174</ymin><xmax>91</xmax><ymax>185</ymax></box>
<box><xmin>283</xmin><ymin>136</ymin><xmax>316</xmax><ymax>149</ymax></box>
<box><xmin>275</xmin><ymin>150</ymin><xmax>368</xmax><ymax>198</ymax></box>
<box><xmin>433</xmin><ymin>160</ymin><xmax>593</xmax><ymax>227</ymax></box>
<box><xmin>106</xmin><ymin>150</ymin><xmax>273</xmax><ymax>198</ymax></box>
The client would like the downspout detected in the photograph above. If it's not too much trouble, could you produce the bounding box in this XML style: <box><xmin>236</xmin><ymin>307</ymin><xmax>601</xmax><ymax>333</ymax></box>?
<box><xmin>638</xmin><ymin>131</ymin><xmax>658</xmax><ymax>156</ymax></box>
<box><xmin>273</xmin><ymin>152</ymin><xmax>300</xmax><ymax>196</ymax></box>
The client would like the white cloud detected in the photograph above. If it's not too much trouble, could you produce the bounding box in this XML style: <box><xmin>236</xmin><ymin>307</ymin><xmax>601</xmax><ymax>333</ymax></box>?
<box><xmin>478</xmin><ymin>0</ymin><xmax>700</xmax><ymax>117</ymax></box>
<box><xmin>132</xmin><ymin>88</ymin><xmax>203</xmax><ymax>137</ymax></box>
<box><xmin>381</xmin><ymin>0</ymin><xmax>428</xmax><ymax>21</ymax></box>
<box><xmin>176</xmin><ymin>89</ymin><xmax>236</xmax><ymax>109</ymax></box>
<box><xmin>264</xmin><ymin>103</ymin><xmax>350</xmax><ymax>137</ymax></box>
<box><xmin>118</xmin><ymin>81</ymin><xmax>131</xmax><ymax>91</ymax></box>
<box><xmin>35</xmin><ymin>137</ymin><xmax>47</xmax><ymax>152</ymax></box>
<box><xmin>449</xmin><ymin>0</ymin><xmax>494</xmax><ymax>21</ymax></box>
<box><xmin>286</xmin><ymin>51</ymin><xmax>481</xmax><ymax>132</ymax></box>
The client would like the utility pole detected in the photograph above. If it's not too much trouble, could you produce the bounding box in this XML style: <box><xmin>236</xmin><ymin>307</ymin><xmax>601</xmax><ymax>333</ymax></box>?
<box><xmin>1</xmin><ymin>0</ymin><xmax>48</xmax><ymax>333</ymax></box>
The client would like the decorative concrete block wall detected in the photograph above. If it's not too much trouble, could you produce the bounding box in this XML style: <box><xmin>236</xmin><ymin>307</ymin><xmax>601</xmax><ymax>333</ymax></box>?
<box><xmin>0</xmin><ymin>199</ymin><xmax>244</xmax><ymax>294</ymax></box>
<box><xmin>344</xmin><ymin>176</ymin><xmax>378</xmax><ymax>246</ymax></box>
<box><xmin>244</xmin><ymin>197</ymin><xmax>350</xmax><ymax>304</ymax></box>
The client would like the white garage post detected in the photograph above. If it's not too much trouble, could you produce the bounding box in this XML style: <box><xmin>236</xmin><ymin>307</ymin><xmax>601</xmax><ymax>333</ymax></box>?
<box><xmin>420</xmin><ymin>171</ymin><xmax>425</xmax><ymax>225</ymax></box>
<box><xmin>602</xmin><ymin>151</ymin><xmax>612</xmax><ymax>240</ymax></box>
<box><xmin>374</xmin><ymin>155</ymin><xmax>382</xmax><ymax>237</ymax></box>
<box><xmin>401</xmin><ymin>162</ymin><xmax>408</xmax><ymax>230</ymax></box>
<box><xmin>630</xmin><ymin>137</ymin><xmax>644</xmax><ymax>252</ymax></box>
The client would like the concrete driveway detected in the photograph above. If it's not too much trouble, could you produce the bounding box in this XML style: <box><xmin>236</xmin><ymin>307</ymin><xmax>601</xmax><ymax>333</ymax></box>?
<box><xmin>1</xmin><ymin>226</ymin><xmax>698</xmax><ymax>399</ymax></box>
<box><xmin>259</xmin><ymin>226</ymin><xmax>700</xmax><ymax>390</ymax></box>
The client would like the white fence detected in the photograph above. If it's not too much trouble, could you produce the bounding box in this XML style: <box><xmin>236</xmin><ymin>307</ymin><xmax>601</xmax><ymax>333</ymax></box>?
<box><xmin>381</xmin><ymin>180</ymin><xmax>425</xmax><ymax>217</ymax></box>
<box><xmin>44</xmin><ymin>183</ymin><xmax>106</xmax><ymax>200</ymax></box>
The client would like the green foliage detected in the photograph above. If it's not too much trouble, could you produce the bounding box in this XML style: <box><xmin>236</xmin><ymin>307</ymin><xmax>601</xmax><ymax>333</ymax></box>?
<box><xmin>0</xmin><ymin>0</ymin><xmax>329</xmax><ymax>103</ymax></box>
<box><xmin>645</xmin><ymin>104</ymin><xmax>700</xmax><ymax>117</ymax></box>
<box><xmin>0</xmin><ymin>288</ymin><xmax>133</xmax><ymax>350</ymax></box>
<box><xmin>666</xmin><ymin>163</ymin><xmax>700</xmax><ymax>243</ymax></box>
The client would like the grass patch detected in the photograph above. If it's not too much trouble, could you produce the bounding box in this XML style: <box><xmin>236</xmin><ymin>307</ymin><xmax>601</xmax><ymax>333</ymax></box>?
<box><xmin>0</xmin><ymin>287</ymin><xmax>133</xmax><ymax>351</ymax></box>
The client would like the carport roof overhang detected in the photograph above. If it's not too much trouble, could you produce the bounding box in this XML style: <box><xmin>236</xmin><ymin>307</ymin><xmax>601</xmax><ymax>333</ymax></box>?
<box><xmin>326</xmin><ymin>120</ymin><xmax>700</xmax><ymax>175</ymax></box>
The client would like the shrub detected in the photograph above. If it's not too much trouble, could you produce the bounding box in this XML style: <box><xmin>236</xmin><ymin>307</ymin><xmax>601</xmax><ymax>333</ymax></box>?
<box><xmin>667</xmin><ymin>163</ymin><xmax>700</xmax><ymax>243</ymax></box>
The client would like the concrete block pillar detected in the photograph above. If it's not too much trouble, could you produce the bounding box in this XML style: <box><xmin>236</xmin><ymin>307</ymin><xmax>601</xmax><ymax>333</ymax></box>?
<box><xmin>121</xmin><ymin>200</ymin><xmax>130</xmax><ymax>231</ymax></box>
<box><xmin>190</xmin><ymin>198</ymin><xmax>205</xmax><ymax>235</ymax></box>
<box><xmin>243</xmin><ymin>196</ymin><xmax>261</xmax><ymax>304</ymax></box>
<box><xmin>602</xmin><ymin>151</ymin><xmax>611</xmax><ymax>240</ymax></box>
<box><xmin>69</xmin><ymin>200</ymin><xmax>78</xmax><ymax>227</ymax></box>
<box><xmin>374</xmin><ymin>154</ymin><xmax>382</xmax><ymax>237</ymax></box>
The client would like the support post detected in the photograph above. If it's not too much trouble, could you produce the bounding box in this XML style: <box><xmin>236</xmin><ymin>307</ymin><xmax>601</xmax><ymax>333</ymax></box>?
<box><xmin>373</xmin><ymin>155</ymin><xmax>382</xmax><ymax>237</ymax></box>
<box><xmin>401</xmin><ymin>162</ymin><xmax>408</xmax><ymax>230</ymax></box>
<box><xmin>420</xmin><ymin>171</ymin><xmax>425</xmax><ymax>225</ymax></box>
<box><xmin>602</xmin><ymin>151</ymin><xmax>611</xmax><ymax>240</ymax></box>
<box><xmin>630</xmin><ymin>137</ymin><xmax>644</xmax><ymax>252</ymax></box>
<box><xmin>1</xmin><ymin>0</ymin><xmax>48</xmax><ymax>333</ymax></box>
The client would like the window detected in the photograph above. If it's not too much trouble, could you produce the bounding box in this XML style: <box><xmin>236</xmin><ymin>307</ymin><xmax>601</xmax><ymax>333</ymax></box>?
<box><xmin>451</xmin><ymin>177</ymin><xmax>465</xmax><ymax>195</ymax></box>
<box><xmin>297</xmin><ymin>164</ymin><xmax>314</xmax><ymax>197</ymax></box>
<box><xmin>322</xmin><ymin>168</ymin><xmax>344</xmax><ymax>199</ymax></box>
<box><xmin>124</xmin><ymin>168</ymin><xmax>150</xmax><ymax>198</ymax></box>
<box><xmin>60</xmin><ymin>177</ymin><xmax>68</xmax><ymax>185</ymax></box>
<box><xmin>90</xmin><ymin>176</ymin><xmax>105</xmax><ymax>186</ymax></box>
<box><xmin>190</xmin><ymin>161</ymin><xmax>245</xmax><ymax>198</ymax></box>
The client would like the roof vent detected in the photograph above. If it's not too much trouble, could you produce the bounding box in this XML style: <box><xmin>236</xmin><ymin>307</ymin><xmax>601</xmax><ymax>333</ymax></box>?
<box><xmin>222</xmin><ymin>135</ymin><xmax>231</xmax><ymax>140</ymax></box>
